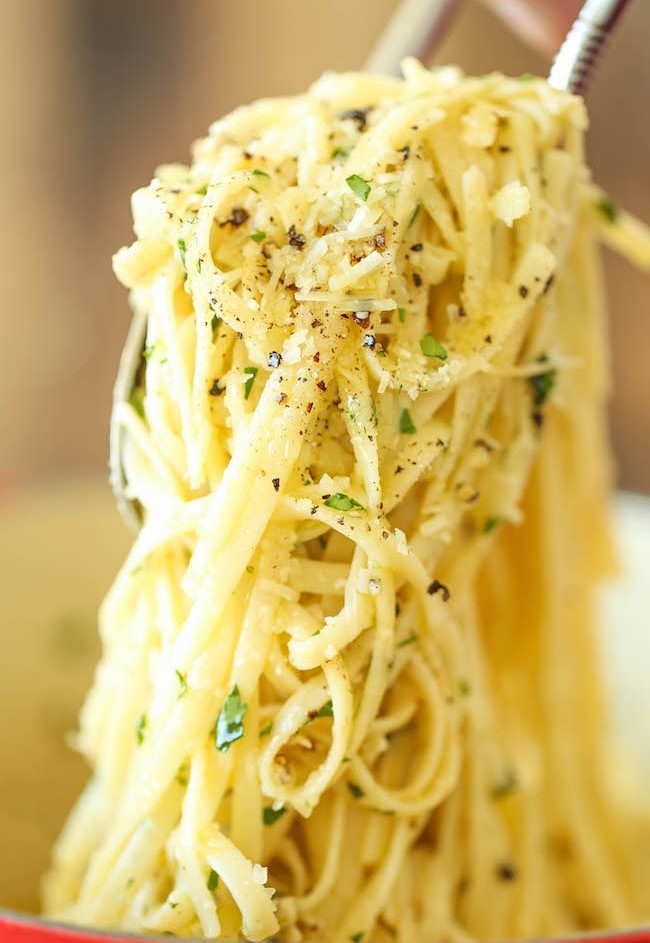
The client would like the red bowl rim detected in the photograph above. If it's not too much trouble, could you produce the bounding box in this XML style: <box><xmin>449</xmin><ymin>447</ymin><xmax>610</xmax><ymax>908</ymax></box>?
<box><xmin>1</xmin><ymin>909</ymin><xmax>649</xmax><ymax>943</ymax></box>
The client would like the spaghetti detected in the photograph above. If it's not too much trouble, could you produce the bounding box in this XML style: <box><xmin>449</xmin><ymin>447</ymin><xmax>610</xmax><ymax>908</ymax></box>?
<box><xmin>44</xmin><ymin>61</ymin><xmax>650</xmax><ymax>941</ymax></box>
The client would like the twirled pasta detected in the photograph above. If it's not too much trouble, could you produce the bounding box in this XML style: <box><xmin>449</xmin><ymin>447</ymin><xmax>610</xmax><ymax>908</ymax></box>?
<box><xmin>44</xmin><ymin>60</ymin><xmax>650</xmax><ymax>941</ymax></box>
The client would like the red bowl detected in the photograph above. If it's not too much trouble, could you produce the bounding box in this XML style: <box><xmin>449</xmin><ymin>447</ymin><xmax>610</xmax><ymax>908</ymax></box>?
<box><xmin>0</xmin><ymin>911</ymin><xmax>649</xmax><ymax>943</ymax></box>
<box><xmin>1</xmin><ymin>486</ymin><xmax>649</xmax><ymax>943</ymax></box>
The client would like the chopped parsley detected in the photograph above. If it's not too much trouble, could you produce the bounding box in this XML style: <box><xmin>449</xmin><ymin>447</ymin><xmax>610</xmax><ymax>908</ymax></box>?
<box><xmin>458</xmin><ymin>678</ymin><xmax>472</xmax><ymax>697</ymax></box>
<box><xmin>332</xmin><ymin>147</ymin><xmax>349</xmax><ymax>160</ymax></box>
<box><xmin>491</xmin><ymin>768</ymin><xmax>518</xmax><ymax>799</ymax></box>
<box><xmin>250</xmin><ymin>230</ymin><xmax>266</xmax><ymax>243</ymax></box>
<box><xmin>397</xmin><ymin>307</ymin><xmax>406</xmax><ymax>323</ymax></box>
<box><xmin>408</xmin><ymin>203</ymin><xmax>421</xmax><ymax>228</ymax></box>
<box><xmin>175</xmin><ymin>669</ymin><xmax>188</xmax><ymax>699</ymax></box>
<box><xmin>129</xmin><ymin>386</ymin><xmax>145</xmax><ymax>419</ymax></box>
<box><xmin>420</xmin><ymin>334</ymin><xmax>448</xmax><ymax>360</ymax></box>
<box><xmin>596</xmin><ymin>196</ymin><xmax>618</xmax><ymax>223</ymax></box>
<box><xmin>251</xmin><ymin>168</ymin><xmax>269</xmax><ymax>177</ymax></box>
<box><xmin>518</xmin><ymin>73</ymin><xmax>536</xmax><ymax>82</ymax></box>
<box><xmin>397</xmin><ymin>632</ymin><xmax>418</xmax><ymax>648</ymax></box>
<box><xmin>177</xmin><ymin>237</ymin><xmax>187</xmax><ymax>272</ymax></box>
<box><xmin>175</xmin><ymin>764</ymin><xmax>189</xmax><ymax>787</ymax></box>
<box><xmin>347</xmin><ymin>782</ymin><xmax>365</xmax><ymax>799</ymax></box>
<box><xmin>143</xmin><ymin>344</ymin><xmax>156</xmax><ymax>360</ymax></box>
<box><xmin>527</xmin><ymin>355</ymin><xmax>557</xmax><ymax>406</ymax></box>
<box><xmin>399</xmin><ymin>408</ymin><xmax>416</xmax><ymax>435</ymax></box>
<box><xmin>304</xmin><ymin>700</ymin><xmax>333</xmax><ymax>726</ymax></box>
<box><xmin>246</xmin><ymin>564</ymin><xmax>255</xmax><ymax>573</ymax></box>
<box><xmin>350</xmin><ymin>933</ymin><xmax>365</xmax><ymax>943</ymax></box>
<box><xmin>263</xmin><ymin>805</ymin><xmax>287</xmax><ymax>826</ymax></box>
<box><xmin>211</xmin><ymin>312</ymin><xmax>221</xmax><ymax>333</ymax></box>
<box><xmin>135</xmin><ymin>712</ymin><xmax>147</xmax><ymax>745</ymax></box>
<box><xmin>483</xmin><ymin>516</ymin><xmax>504</xmax><ymax>534</ymax></box>
<box><xmin>346</xmin><ymin>174</ymin><xmax>371</xmax><ymax>202</ymax></box>
<box><xmin>243</xmin><ymin>366</ymin><xmax>258</xmax><ymax>400</ymax></box>
<box><xmin>207</xmin><ymin>869</ymin><xmax>220</xmax><ymax>891</ymax></box>
<box><xmin>196</xmin><ymin>184</ymin><xmax>208</xmax><ymax>196</ymax></box>
<box><xmin>370</xmin><ymin>396</ymin><xmax>378</xmax><ymax>428</ymax></box>
<box><xmin>259</xmin><ymin>721</ymin><xmax>273</xmax><ymax>738</ymax></box>
<box><xmin>214</xmin><ymin>685</ymin><xmax>247</xmax><ymax>752</ymax></box>
<box><xmin>324</xmin><ymin>493</ymin><xmax>364</xmax><ymax>512</ymax></box>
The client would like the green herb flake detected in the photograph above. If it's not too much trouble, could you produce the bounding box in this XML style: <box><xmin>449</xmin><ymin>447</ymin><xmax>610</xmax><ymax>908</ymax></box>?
<box><xmin>175</xmin><ymin>669</ymin><xmax>188</xmax><ymax>699</ymax></box>
<box><xmin>596</xmin><ymin>196</ymin><xmax>618</xmax><ymax>223</ymax></box>
<box><xmin>420</xmin><ymin>334</ymin><xmax>448</xmax><ymax>360</ymax></box>
<box><xmin>129</xmin><ymin>386</ymin><xmax>145</xmax><ymax>419</ymax></box>
<box><xmin>376</xmin><ymin>349</ymin><xmax>387</xmax><ymax>358</ymax></box>
<box><xmin>397</xmin><ymin>307</ymin><xmax>406</xmax><ymax>323</ymax></box>
<box><xmin>211</xmin><ymin>313</ymin><xmax>221</xmax><ymax>333</ymax></box>
<box><xmin>243</xmin><ymin>366</ymin><xmax>258</xmax><ymax>400</ymax></box>
<box><xmin>369</xmin><ymin>396</ymin><xmax>378</xmax><ymax>428</ymax></box>
<box><xmin>347</xmin><ymin>782</ymin><xmax>365</xmax><ymax>799</ymax></box>
<box><xmin>252</xmin><ymin>168</ymin><xmax>270</xmax><ymax>177</ymax></box>
<box><xmin>197</xmin><ymin>258</ymin><xmax>202</xmax><ymax>273</ymax></box>
<box><xmin>458</xmin><ymin>678</ymin><xmax>472</xmax><ymax>697</ymax></box>
<box><xmin>483</xmin><ymin>516</ymin><xmax>504</xmax><ymax>535</ymax></box>
<box><xmin>246</xmin><ymin>564</ymin><xmax>255</xmax><ymax>573</ymax></box>
<box><xmin>135</xmin><ymin>712</ymin><xmax>147</xmax><ymax>745</ymax></box>
<box><xmin>196</xmin><ymin>184</ymin><xmax>208</xmax><ymax>196</ymax></box>
<box><xmin>259</xmin><ymin>721</ymin><xmax>273</xmax><ymax>738</ymax></box>
<box><xmin>317</xmin><ymin>700</ymin><xmax>333</xmax><ymax>718</ymax></box>
<box><xmin>169</xmin><ymin>900</ymin><xmax>179</xmax><ymax>910</ymax></box>
<box><xmin>408</xmin><ymin>203</ymin><xmax>421</xmax><ymax>228</ymax></box>
<box><xmin>397</xmin><ymin>632</ymin><xmax>418</xmax><ymax>648</ymax></box>
<box><xmin>491</xmin><ymin>768</ymin><xmax>518</xmax><ymax>800</ymax></box>
<box><xmin>250</xmin><ymin>230</ymin><xmax>266</xmax><ymax>243</ymax></box>
<box><xmin>399</xmin><ymin>408</ymin><xmax>416</xmax><ymax>435</ymax></box>
<box><xmin>332</xmin><ymin>147</ymin><xmax>349</xmax><ymax>160</ymax></box>
<box><xmin>143</xmin><ymin>344</ymin><xmax>156</xmax><ymax>360</ymax></box>
<box><xmin>346</xmin><ymin>174</ymin><xmax>371</xmax><ymax>202</ymax></box>
<box><xmin>207</xmin><ymin>869</ymin><xmax>220</xmax><ymax>892</ymax></box>
<box><xmin>350</xmin><ymin>932</ymin><xmax>365</xmax><ymax>943</ymax></box>
<box><xmin>324</xmin><ymin>492</ymin><xmax>364</xmax><ymax>512</ymax></box>
<box><xmin>177</xmin><ymin>238</ymin><xmax>187</xmax><ymax>272</ymax></box>
<box><xmin>527</xmin><ymin>355</ymin><xmax>557</xmax><ymax>406</ymax></box>
<box><xmin>215</xmin><ymin>685</ymin><xmax>248</xmax><ymax>752</ymax></box>
<box><xmin>175</xmin><ymin>764</ymin><xmax>189</xmax><ymax>787</ymax></box>
<box><xmin>371</xmin><ymin>807</ymin><xmax>396</xmax><ymax>816</ymax></box>
<box><xmin>518</xmin><ymin>73</ymin><xmax>536</xmax><ymax>82</ymax></box>
<box><xmin>263</xmin><ymin>805</ymin><xmax>287</xmax><ymax>826</ymax></box>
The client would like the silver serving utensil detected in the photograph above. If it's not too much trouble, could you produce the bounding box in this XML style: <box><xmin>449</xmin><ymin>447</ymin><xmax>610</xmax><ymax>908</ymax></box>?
<box><xmin>109</xmin><ymin>0</ymin><xmax>635</xmax><ymax>528</ymax></box>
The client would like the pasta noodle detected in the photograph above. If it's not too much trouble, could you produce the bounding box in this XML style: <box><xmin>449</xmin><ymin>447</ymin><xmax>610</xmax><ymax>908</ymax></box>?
<box><xmin>44</xmin><ymin>60</ymin><xmax>650</xmax><ymax>941</ymax></box>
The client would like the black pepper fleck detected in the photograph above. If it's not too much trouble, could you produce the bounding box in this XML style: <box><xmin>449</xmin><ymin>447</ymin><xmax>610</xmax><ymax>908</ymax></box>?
<box><xmin>287</xmin><ymin>225</ymin><xmax>306</xmax><ymax>250</ymax></box>
<box><xmin>338</xmin><ymin>108</ymin><xmax>370</xmax><ymax>131</ymax></box>
<box><xmin>427</xmin><ymin>580</ymin><xmax>450</xmax><ymax>601</ymax></box>
<box><xmin>497</xmin><ymin>863</ymin><xmax>518</xmax><ymax>882</ymax></box>
<box><xmin>272</xmin><ymin>478</ymin><xmax>280</xmax><ymax>492</ymax></box>
<box><xmin>226</xmin><ymin>206</ymin><xmax>249</xmax><ymax>227</ymax></box>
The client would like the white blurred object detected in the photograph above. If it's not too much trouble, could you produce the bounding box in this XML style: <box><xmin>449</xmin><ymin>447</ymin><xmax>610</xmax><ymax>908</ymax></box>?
<box><xmin>599</xmin><ymin>491</ymin><xmax>650</xmax><ymax>779</ymax></box>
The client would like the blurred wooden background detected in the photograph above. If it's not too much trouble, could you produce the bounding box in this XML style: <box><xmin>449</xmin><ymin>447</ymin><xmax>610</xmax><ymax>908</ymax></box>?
<box><xmin>1</xmin><ymin>0</ymin><xmax>648</xmax><ymax>491</ymax></box>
